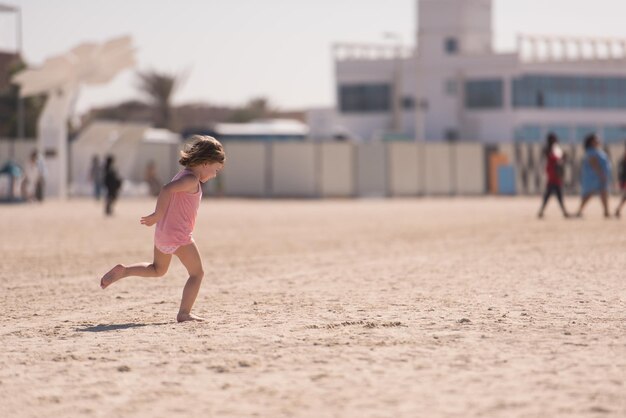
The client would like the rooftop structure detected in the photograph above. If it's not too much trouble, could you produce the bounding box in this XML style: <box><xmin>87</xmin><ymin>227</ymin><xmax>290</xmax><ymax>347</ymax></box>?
<box><xmin>188</xmin><ymin>119</ymin><xmax>309</xmax><ymax>142</ymax></box>
<box><xmin>329</xmin><ymin>0</ymin><xmax>626</xmax><ymax>143</ymax></box>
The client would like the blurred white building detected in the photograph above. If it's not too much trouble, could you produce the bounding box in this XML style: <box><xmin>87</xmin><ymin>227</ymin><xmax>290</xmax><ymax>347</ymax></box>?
<box><xmin>212</xmin><ymin>119</ymin><xmax>308</xmax><ymax>141</ymax></box>
<box><xmin>327</xmin><ymin>0</ymin><xmax>626</xmax><ymax>143</ymax></box>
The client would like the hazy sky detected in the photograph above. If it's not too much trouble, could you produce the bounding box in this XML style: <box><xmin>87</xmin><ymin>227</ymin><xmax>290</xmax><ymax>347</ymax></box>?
<box><xmin>1</xmin><ymin>0</ymin><xmax>626</xmax><ymax>115</ymax></box>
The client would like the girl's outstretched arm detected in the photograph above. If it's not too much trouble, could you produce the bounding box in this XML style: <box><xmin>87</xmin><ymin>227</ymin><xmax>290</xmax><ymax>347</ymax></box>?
<box><xmin>140</xmin><ymin>174</ymin><xmax>198</xmax><ymax>226</ymax></box>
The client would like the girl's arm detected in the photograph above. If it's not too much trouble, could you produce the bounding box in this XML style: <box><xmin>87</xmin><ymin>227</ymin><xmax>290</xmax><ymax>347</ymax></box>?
<box><xmin>140</xmin><ymin>174</ymin><xmax>198</xmax><ymax>226</ymax></box>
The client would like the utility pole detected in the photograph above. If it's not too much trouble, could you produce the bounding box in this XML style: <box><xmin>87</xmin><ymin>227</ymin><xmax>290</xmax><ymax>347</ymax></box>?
<box><xmin>384</xmin><ymin>32</ymin><xmax>403</xmax><ymax>134</ymax></box>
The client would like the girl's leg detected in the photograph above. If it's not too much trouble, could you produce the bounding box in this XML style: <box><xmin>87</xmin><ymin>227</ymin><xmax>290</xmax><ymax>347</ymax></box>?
<box><xmin>616</xmin><ymin>196</ymin><xmax>626</xmax><ymax>217</ymax></box>
<box><xmin>576</xmin><ymin>194</ymin><xmax>593</xmax><ymax>217</ymax></box>
<box><xmin>554</xmin><ymin>186</ymin><xmax>569</xmax><ymax>217</ymax></box>
<box><xmin>100</xmin><ymin>246</ymin><xmax>172</xmax><ymax>289</ymax></box>
<box><xmin>105</xmin><ymin>195</ymin><xmax>112</xmax><ymax>215</ymax></box>
<box><xmin>600</xmin><ymin>191</ymin><xmax>610</xmax><ymax>217</ymax></box>
<box><xmin>174</xmin><ymin>242</ymin><xmax>205</xmax><ymax>322</ymax></box>
<box><xmin>538</xmin><ymin>186</ymin><xmax>552</xmax><ymax>218</ymax></box>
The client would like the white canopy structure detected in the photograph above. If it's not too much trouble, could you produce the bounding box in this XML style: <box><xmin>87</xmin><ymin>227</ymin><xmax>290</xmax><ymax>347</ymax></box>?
<box><xmin>213</xmin><ymin>119</ymin><xmax>309</xmax><ymax>141</ymax></box>
<box><xmin>13</xmin><ymin>36</ymin><xmax>135</xmax><ymax>198</ymax></box>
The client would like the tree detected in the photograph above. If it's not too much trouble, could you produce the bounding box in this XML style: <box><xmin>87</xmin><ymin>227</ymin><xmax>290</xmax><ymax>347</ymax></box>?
<box><xmin>136</xmin><ymin>70</ymin><xmax>180</xmax><ymax>130</ymax></box>
<box><xmin>0</xmin><ymin>58</ymin><xmax>44</xmax><ymax>138</ymax></box>
<box><xmin>229</xmin><ymin>97</ymin><xmax>275</xmax><ymax>123</ymax></box>
<box><xmin>82</xmin><ymin>100</ymin><xmax>152</xmax><ymax>126</ymax></box>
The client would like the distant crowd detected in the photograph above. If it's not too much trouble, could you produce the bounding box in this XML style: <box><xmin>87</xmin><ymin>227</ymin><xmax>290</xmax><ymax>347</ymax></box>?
<box><xmin>1</xmin><ymin>151</ymin><xmax>164</xmax><ymax>216</ymax></box>
<box><xmin>538</xmin><ymin>133</ymin><xmax>626</xmax><ymax>219</ymax></box>
<box><xmin>4</xmin><ymin>137</ymin><xmax>626</xmax><ymax>219</ymax></box>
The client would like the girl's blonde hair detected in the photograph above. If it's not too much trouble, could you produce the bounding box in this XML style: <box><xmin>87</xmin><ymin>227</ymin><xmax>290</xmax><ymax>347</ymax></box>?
<box><xmin>179</xmin><ymin>135</ymin><xmax>225</xmax><ymax>167</ymax></box>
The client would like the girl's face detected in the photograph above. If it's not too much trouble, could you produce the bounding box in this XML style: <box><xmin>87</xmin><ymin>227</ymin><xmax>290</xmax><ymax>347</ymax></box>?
<box><xmin>199</xmin><ymin>162</ymin><xmax>223</xmax><ymax>183</ymax></box>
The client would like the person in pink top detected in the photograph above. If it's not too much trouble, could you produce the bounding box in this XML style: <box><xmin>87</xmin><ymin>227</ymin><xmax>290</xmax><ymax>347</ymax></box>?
<box><xmin>100</xmin><ymin>135</ymin><xmax>225</xmax><ymax>322</ymax></box>
<box><xmin>537</xmin><ymin>132</ymin><xmax>570</xmax><ymax>219</ymax></box>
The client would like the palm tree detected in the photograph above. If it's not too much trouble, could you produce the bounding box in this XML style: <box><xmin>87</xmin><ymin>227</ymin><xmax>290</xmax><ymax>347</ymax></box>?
<box><xmin>0</xmin><ymin>56</ymin><xmax>44</xmax><ymax>139</ymax></box>
<box><xmin>229</xmin><ymin>97</ymin><xmax>275</xmax><ymax>123</ymax></box>
<box><xmin>136</xmin><ymin>70</ymin><xmax>180</xmax><ymax>130</ymax></box>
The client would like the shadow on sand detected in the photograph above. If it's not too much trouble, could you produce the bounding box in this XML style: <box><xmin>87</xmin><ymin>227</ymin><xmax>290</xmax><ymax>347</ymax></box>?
<box><xmin>76</xmin><ymin>322</ymin><xmax>169</xmax><ymax>332</ymax></box>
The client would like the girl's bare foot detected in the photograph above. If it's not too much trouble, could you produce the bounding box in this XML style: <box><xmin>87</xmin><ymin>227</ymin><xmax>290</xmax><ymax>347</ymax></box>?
<box><xmin>100</xmin><ymin>264</ymin><xmax>126</xmax><ymax>289</ymax></box>
<box><xmin>177</xmin><ymin>312</ymin><xmax>206</xmax><ymax>322</ymax></box>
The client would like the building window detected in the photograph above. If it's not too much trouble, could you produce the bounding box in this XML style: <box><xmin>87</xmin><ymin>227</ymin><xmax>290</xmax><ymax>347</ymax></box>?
<box><xmin>465</xmin><ymin>79</ymin><xmax>503</xmax><ymax>109</ymax></box>
<box><xmin>401</xmin><ymin>96</ymin><xmax>415</xmax><ymax>110</ymax></box>
<box><xmin>516</xmin><ymin>124</ymin><xmax>626</xmax><ymax>144</ymax></box>
<box><xmin>513</xmin><ymin>75</ymin><xmax>626</xmax><ymax>109</ymax></box>
<box><xmin>444</xmin><ymin>129</ymin><xmax>459</xmax><ymax>142</ymax></box>
<box><xmin>575</xmin><ymin>125</ymin><xmax>598</xmax><ymax>142</ymax></box>
<box><xmin>445</xmin><ymin>79</ymin><xmax>458</xmax><ymax>95</ymax></box>
<box><xmin>445</xmin><ymin>38</ymin><xmax>459</xmax><ymax>54</ymax></box>
<box><xmin>547</xmin><ymin>125</ymin><xmax>572</xmax><ymax>143</ymax></box>
<box><xmin>339</xmin><ymin>83</ymin><xmax>391</xmax><ymax>113</ymax></box>
<box><xmin>603</xmin><ymin>126</ymin><xmax>626</xmax><ymax>143</ymax></box>
<box><xmin>515</xmin><ymin>124</ymin><xmax>626</xmax><ymax>144</ymax></box>
<box><xmin>514</xmin><ymin>125</ymin><xmax>542</xmax><ymax>143</ymax></box>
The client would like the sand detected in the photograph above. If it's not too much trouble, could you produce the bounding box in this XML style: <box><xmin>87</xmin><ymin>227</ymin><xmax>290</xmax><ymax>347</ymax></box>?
<box><xmin>0</xmin><ymin>197</ymin><xmax>624</xmax><ymax>417</ymax></box>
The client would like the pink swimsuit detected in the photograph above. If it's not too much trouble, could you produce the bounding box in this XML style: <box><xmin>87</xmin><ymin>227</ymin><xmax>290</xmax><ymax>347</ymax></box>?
<box><xmin>154</xmin><ymin>169</ymin><xmax>202</xmax><ymax>254</ymax></box>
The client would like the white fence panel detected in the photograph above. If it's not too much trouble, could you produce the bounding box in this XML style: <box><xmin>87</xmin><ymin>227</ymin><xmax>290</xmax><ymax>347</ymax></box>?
<box><xmin>424</xmin><ymin>143</ymin><xmax>452</xmax><ymax>195</ymax></box>
<box><xmin>529</xmin><ymin>143</ymin><xmax>544</xmax><ymax>194</ymax></box>
<box><xmin>454</xmin><ymin>142</ymin><xmax>485</xmax><ymax>194</ymax></box>
<box><xmin>221</xmin><ymin>141</ymin><xmax>268</xmax><ymax>197</ymax></box>
<box><xmin>272</xmin><ymin>142</ymin><xmax>317</xmax><ymax>197</ymax></box>
<box><xmin>389</xmin><ymin>142</ymin><xmax>420</xmax><ymax>196</ymax></box>
<box><xmin>356</xmin><ymin>142</ymin><xmax>387</xmax><ymax>197</ymax></box>
<box><xmin>320</xmin><ymin>142</ymin><xmax>354</xmax><ymax>197</ymax></box>
<box><xmin>607</xmin><ymin>144</ymin><xmax>623</xmax><ymax>191</ymax></box>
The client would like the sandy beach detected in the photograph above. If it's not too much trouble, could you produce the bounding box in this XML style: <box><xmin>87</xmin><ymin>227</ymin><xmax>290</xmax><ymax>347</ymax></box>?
<box><xmin>0</xmin><ymin>197</ymin><xmax>624</xmax><ymax>417</ymax></box>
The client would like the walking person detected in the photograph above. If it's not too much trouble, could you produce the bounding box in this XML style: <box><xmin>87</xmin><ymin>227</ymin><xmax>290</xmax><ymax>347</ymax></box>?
<box><xmin>89</xmin><ymin>155</ymin><xmax>103</xmax><ymax>200</ymax></box>
<box><xmin>21</xmin><ymin>150</ymin><xmax>46</xmax><ymax>202</ymax></box>
<box><xmin>100</xmin><ymin>136</ymin><xmax>225</xmax><ymax>322</ymax></box>
<box><xmin>575</xmin><ymin>133</ymin><xmax>612</xmax><ymax>218</ymax></box>
<box><xmin>614</xmin><ymin>141</ymin><xmax>626</xmax><ymax>218</ymax></box>
<box><xmin>537</xmin><ymin>133</ymin><xmax>570</xmax><ymax>218</ymax></box>
<box><xmin>144</xmin><ymin>160</ymin><xmax>162</xmax><ymax>197</ymax></box>
<box><xmin>103</xmin><ymin>155</ymin><xmax>122</xmax><ymax>216</ymax></box>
